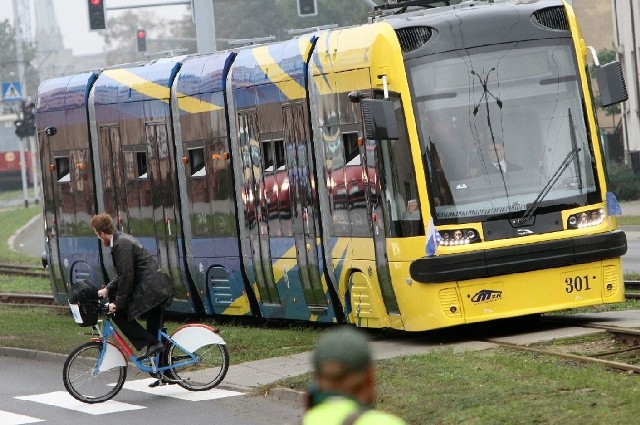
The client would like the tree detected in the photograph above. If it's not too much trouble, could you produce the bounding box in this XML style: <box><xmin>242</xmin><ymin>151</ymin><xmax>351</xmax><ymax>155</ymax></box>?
<box><xmin>0</xmin><ymin>19</ymin><xmax>39</xmax><ymax>108</ymax></box>
<box><xmin>102</xmin><ymin>11</ymin><xmax>194</xmax><ymax>65</ymax></box>
<box><xmin>213</xmin><ymin>0</ymin><xmax>370</xmax><ymax>46</ymax></box>
<box><xmin>596</xmin><ymin>48</ymin><xmax>616</xmax><ymax>65</ymax></box>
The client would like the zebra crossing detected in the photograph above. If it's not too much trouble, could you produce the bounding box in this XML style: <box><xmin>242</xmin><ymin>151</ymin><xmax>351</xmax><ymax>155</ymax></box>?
<box><xmin>2</xmin><ymin>378</ymin><xmax>243</xmax><ymax>424</ymax></box>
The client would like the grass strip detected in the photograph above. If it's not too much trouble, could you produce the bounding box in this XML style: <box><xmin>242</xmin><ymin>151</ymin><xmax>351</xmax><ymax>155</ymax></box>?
<box><xmin>0</xmin><ymin>305</ymin><xmax>320</xmax><ymax>364</ymax></box>
<box><xmin>268</xmin><ymin>343</ymin><xmax>640</xmax><ymax>424</ymax></box>
<box><xmin>0</xmin><ymin>275</ymin><xmax>51</xmax><ymax>294</ymax></box>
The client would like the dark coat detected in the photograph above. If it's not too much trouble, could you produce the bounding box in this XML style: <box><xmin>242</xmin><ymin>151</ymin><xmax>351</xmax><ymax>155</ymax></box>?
<box><xmin>106</xmin><ymin>231</ymin><xmax>174</xmax><ymax>322</ymax></box>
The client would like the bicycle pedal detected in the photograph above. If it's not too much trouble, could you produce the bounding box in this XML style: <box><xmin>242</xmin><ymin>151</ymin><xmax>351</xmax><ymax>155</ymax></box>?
<box><xmin>148</xmin><ymin>379</ymin><xmax>164</xmax><ymax>388</ymax></box>
<box><xmin>148</xmin><ymin>377</ymin><xmax>177</xmax><ymax>388</ymax></box>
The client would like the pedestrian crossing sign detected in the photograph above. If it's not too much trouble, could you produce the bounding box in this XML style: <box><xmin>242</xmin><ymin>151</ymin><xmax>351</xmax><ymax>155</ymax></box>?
<box><xmin>2</xmin><ymin>82</ymin><xmax>22</xmax><ymax>101</ymax></box>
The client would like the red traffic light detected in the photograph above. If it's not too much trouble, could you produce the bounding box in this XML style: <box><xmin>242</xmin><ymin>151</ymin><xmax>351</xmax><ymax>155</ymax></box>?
<box><xmin>87</xmin><ymin>0</ymin><xmax>106</xmax><ymax>30</ymax></box>
<box><xmin>136</xmin><ymin>29</ymin><xmax>147</xmax><ymax>52</ymax></box>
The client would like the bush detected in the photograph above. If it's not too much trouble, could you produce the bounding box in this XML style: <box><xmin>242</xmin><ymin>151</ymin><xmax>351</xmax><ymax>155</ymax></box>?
<box><xmin>607</xmin><ymin>160</ymin><xmax>640</xmax><ymax>200</ymax></box>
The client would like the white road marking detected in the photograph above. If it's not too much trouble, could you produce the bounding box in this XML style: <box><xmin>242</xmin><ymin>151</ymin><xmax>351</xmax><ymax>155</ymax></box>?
<box><xmin>122</xmin><ymin>378</ymin><xmax>243</xmax><ymax>401</ymax></box>
<box><xmin>0</xmin><ymin>410</ymin><xmax>43</xmax><ymax>425</ymax></box>
<box><xmin>15</xmin><ymin>391</ymin><xmax>146</xmax><ymax>415</ymax></box>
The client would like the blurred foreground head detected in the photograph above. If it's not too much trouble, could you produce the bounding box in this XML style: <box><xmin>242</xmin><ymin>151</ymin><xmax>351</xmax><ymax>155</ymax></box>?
<box><xmin>312</xmin><ymin>326</ymin><xmax>375</xmax><ymax>405</ymax></box>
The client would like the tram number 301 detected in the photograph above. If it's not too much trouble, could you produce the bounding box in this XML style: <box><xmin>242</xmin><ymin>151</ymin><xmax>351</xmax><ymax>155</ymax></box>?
<box><xmin>565</xmin><ymin>275</ymin><xmax>592</xmax><ymax>293</ymax></box>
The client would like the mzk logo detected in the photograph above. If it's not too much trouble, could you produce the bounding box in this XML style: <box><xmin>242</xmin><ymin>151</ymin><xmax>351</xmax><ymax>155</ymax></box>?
<box><xmin>470</xmin><ymin>289</ymin><xmax>503</xmax><ymax>303</ymax></box>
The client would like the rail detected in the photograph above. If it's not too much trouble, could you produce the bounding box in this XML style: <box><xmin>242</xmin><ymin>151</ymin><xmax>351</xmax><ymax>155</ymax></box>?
<box><xmin>0</xmin><ymin>292</ymin><xmax>56</xmax><ymax>306</ymax></box>
<box><xmin>625</xmin><ymin>281</ymin><xmax>640</xmax><ymax>299</ymax></box>
<box><xmin>491</xmin><ymin>320</ymin><xmax>640</xmax><ymax>374</ymax></box>
<box><xmin>0</xmin><ymin>263</ymin><xmax>48</xmax><ymax>278</ymax></box>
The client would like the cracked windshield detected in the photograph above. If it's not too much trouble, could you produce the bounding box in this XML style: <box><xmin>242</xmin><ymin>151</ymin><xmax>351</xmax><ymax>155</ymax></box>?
<box><xmin>409</xmin><ymin>39</ymin><xmax>598</xmax><ymax>223</ymax></box>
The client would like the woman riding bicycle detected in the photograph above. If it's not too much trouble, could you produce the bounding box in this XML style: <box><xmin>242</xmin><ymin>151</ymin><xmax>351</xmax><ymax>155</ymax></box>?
<box><xmin>90</xmin><ymin>213</ymin><xmax>174</xmax><ymax>360</ymax></box>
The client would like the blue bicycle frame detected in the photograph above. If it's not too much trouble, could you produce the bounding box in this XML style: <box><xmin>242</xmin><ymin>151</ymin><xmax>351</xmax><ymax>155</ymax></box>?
<box><xmin>91</xmin><ymin>317</ymin><xmax>198</xmax><ymax>376</ymax></box>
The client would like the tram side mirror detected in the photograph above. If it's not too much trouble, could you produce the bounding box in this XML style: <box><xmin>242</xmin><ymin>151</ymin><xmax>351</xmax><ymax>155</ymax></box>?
<box><xmin>594</xmin><ymin>61</ymin><xmax>628</xmax><ymax>107</ymax></box>
<box><xmin>361</xmin><ymin>98</ymin><xmax>399</xmax><ymax>140</ymax></box>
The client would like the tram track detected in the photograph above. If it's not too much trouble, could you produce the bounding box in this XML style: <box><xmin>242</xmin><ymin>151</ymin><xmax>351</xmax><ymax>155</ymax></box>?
<box><xmin>0</xmin><ymin>263</ymin><xmax>48</xmax><ymax>278</ymax></box>
<box><xmin>490</xmin><ymin>318</ymin><xmax>640</xmax><ymax>374</ymax></box>
<box><xmin>0</xmin><ymin>292</ymin><xmax>57</xmax><ymax>307</ymax></box>
<box><xmin>487</xmin><ymin>337</ymin><xmax>640</xmax><ymax>374</ymax></box>
<box><xmin>624</xmin><ymin>280</ymin><xmax>640</xmax><ymax>299</ymax></box>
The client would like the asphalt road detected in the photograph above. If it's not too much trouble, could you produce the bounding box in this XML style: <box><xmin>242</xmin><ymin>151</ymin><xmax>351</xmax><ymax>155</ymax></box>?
<box><xmin>10</xmin><ymin>213</ymin><xmax>44</xmax><ymax>259</ymax></box>
<box><xmin>0</xmin><ymin>355</ymin><xmax>302</xmax><ymax>425</ymax></box>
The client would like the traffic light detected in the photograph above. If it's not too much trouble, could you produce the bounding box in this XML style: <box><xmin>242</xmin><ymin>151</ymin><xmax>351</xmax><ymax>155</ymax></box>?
<box><xmin>136</xmin><ymin>29</ymin><xmax>147</xmax><ymax>52</ymax></box>
<box><xmin>87</xmin><ymin>0</ymin><xmax>106</xmax><ymax>30</ymax></box>
<box><xmin>14</xmin><ymin>119</ymin><xmax>26</xmax><ymax>139</ymax></box>
<box><xmin>14</xmin><ymin>102</ymin><xmax>36</xmax><ymax>139</ymax></box>
<box><xmin>297</xmin><ymin>0</ymin><xmax>318</xmax><ymax>17</ymax></box>
<box><xmin>23</xmin><ymin>102</ymin><xmax>36</xmax><ymax>137</ymax></box>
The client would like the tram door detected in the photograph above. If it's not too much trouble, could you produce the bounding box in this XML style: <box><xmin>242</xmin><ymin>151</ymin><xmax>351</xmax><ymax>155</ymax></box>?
<box><xmin>283</xmin><ymin>104</ymin><xmax>328</xmax><ymax>311</ymax></box>
<box><xmin>99</xmin><ymin>126</ymin><xmax>128</xmax><ymax>231</ymax></box>
<box><xmin>237</xmin><ymin>112</ymin><xmax>280</xmax><ymax>306</ymax></box>
<box><xmin>143</xmin><ymin>124</ymin><xmax>178</xmax><ymax>276</ymax></box>
<box><xmin>365</xmin><ymin>137</ymin><xmax>400</xmax><ymax>316</ymax></box>
<box><xmin>96</xmin><ymin>125</ymin><xmax>128</xmax><ymax>280</ymax></box>
<box><xmin>39</xmin><ymin>131</ymin><xmax>66</xmax><ymax>294</ymax></box>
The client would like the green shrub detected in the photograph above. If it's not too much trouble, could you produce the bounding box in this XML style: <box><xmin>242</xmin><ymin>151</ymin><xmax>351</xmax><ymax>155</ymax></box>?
<box><xmin>606</xmin><ymin>160</ymin><xmax>640</xmax><ymax>201</ymax></box>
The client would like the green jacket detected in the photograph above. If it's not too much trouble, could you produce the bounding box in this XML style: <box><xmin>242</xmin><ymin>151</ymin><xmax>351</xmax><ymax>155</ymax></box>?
<box><xmin>303</xmin><ymin>396</ymin><xmax>406</xmax><ymax>425</ymax></box>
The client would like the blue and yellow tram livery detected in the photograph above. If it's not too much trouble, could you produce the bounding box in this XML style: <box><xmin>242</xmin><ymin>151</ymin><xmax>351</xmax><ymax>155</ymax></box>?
<box><xmin>37</xmin><ymin>0</ymin><xmax>628</xmax><ymax>331</ymax></box>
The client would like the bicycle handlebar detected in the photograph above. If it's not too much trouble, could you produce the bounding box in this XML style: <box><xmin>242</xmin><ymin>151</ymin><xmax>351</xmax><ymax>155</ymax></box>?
<box><xmin>97</xmin><ymin>299</ymin><xmax>111</xmax><ymax>314</ymax></box>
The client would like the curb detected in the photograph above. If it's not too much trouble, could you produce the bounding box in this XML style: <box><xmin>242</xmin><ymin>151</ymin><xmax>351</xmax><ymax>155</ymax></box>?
<box><xmin>0</xmin><ymin>346</ymin><xmax>67</xmax><ymax>364</ymax></box>
<box><xmin>264</xmin><ymin>387</ymin><xmax>305</xmax><ymax>405</ymax></box>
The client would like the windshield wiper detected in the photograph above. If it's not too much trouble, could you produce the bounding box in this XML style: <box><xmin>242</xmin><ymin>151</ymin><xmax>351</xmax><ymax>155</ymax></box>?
<box><xmin>517</xmin><ymin>146</ymin><xmax>581</xmax><ymax>224</ymax></box>
<box><xmin>516</xmin><ymin>108</ymin><xmax>583</xmax><ymax>224</ymax></box>
<box><xmin>569</xmin><ymin>108</ymin><xmax>583</xmax><ymax>191</ymax></box>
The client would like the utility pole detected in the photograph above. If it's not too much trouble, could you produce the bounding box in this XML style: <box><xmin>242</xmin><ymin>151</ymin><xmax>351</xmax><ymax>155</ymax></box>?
<box><xmin>192</xmin><ymin>0</ymin><xmax>216</xmax><ymax>53</ymax></box>
<box><xmin>11</xmin><ymin>0</ymin><xmax>40</xmax><ymax>208</ymax></box>
<box><xmin>12</xmin><ymin>0</ymin><xmax>29</xmax><ymax>208</ymax></box>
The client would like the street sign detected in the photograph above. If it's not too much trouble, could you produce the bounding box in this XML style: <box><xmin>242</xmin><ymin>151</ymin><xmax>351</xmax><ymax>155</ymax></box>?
<box><xmin>2</xmin><ymin>82</ymin><xmax>22</xmax><ymax>101</ymax></box>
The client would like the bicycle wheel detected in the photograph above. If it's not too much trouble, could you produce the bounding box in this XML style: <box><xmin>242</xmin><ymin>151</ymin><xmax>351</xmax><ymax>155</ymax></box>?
<box><xmin>166</xmin><ymin>325</ymin><xmax>229</xmax><ymax>391</ymax></box>
<box><xmin>63</xmin><ymin>341</ymin><xmax>127</xmax><ymax>403</ymax></box>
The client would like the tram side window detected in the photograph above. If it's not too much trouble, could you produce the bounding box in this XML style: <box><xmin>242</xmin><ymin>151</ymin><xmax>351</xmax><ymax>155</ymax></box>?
<box><xmin>344</xmin><ymin>133</ymin><xmax>359</xmax><ymax>163</ymax></box>
<box><xmin>188</xmin><ymin>147</ymin><xmax>206</xmax><ymax>177</ymax></box>
<box><xmin>261</xmin><ymin>138</ymin><xmax>290</xmax><ymax>238</ymax></box>
<box><xmin>323</xmin><ymin>129</ymin><xmax>370</xmax><ymax>238</ymax></box>
<box><xmin>344</xmin><ymin>132</ymin><xmax>369</xmax><ymax>237</ymax></box>
<box><xmin>55</xmin><ymin>157</ymin><xmax>70</xmax><ymax>183</ymax></box>
<box><xmin>136</xmin><ymin>151</ymin><xmax>148</xmax><ymax>179</ymax></box>
<box><xmin>377</xmin><ymin>93</ymin><xmax>424</xmax><ymax>238</ymax></box>
<box><xmin>322</xmin><ymin>127</ymin><xmax>342</xmax><ymax>236</ymax></box>
<box><xmin>211</xmin><ymin>139</ymin><xmax>231</xmax><ymax>201</ymax></box>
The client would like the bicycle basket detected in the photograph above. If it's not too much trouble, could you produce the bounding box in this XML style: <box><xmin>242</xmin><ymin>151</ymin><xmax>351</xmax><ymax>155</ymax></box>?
<box><xmin>69</xmin><ymin>302</ymin><xmax>99</xmax><ymax>326</ymax></box>
<box><xmin>68</xmin><ymin>280</ymin><xmax>99</xmax><ymax>327</ymax></box>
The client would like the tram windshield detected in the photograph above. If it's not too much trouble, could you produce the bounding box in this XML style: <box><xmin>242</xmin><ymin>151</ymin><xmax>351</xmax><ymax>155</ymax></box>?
<box><xmin>408</xmin><ymin>39</ymin><xmax>599</xmax><ymax>223</ymax></box>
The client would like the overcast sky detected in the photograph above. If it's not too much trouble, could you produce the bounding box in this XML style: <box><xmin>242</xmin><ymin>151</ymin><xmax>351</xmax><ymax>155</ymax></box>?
<box><xmin>0</xmin><ymin>0</ymin><xmax>190</xmax><ymax>55</ymax></box>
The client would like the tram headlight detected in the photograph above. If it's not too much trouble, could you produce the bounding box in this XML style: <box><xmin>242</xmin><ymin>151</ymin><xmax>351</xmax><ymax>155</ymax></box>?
<box><xmin>567</xmin><ymin>208</ymin><xmax>605</xmax><ymax>229</ymax></box>
<box><xmin>439</xmin><ymin>228</ymin><xmax>481</xmax><ymax>246</ymax></box>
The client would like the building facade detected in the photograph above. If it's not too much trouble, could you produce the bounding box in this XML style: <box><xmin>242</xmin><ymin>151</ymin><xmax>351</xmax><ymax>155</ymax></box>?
<box><xmin>611</xmin><ymin>0</ymin><xmax>640</xmax><ymax>164</ymax></box>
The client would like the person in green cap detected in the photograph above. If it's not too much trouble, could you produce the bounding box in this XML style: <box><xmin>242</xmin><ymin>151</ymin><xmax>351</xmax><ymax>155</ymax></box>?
<box><xmin>303</xmin><ymin>326</ymin><xmax>406</xmax><ymax>425</ymax></box>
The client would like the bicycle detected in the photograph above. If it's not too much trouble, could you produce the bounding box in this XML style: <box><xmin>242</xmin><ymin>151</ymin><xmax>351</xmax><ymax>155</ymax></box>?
<box><xmin>64</xmin><ymin>300</ymin><xmax>229</xmax><ymax>403</ymax></box>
